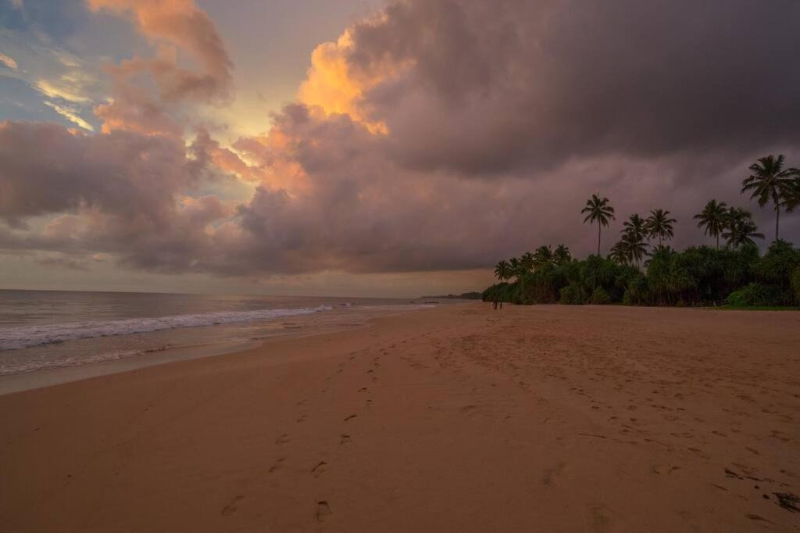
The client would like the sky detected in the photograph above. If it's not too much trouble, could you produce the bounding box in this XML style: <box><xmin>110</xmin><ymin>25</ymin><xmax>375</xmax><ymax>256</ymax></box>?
<box><xmin>1</xmin><ymin>0</ymin><xmax>799</xmax><ymax>297</ymax></box>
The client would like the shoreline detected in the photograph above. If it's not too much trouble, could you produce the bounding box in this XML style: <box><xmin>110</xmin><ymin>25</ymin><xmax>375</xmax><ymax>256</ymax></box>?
<box><xmin>0</xmin><ymin>303</ymin><xmax>441</xmax><ymax>395</ymax></box>
<box><xmin>1</xmin><ymin>303</ymin><xmax>798</xmax><ymax>531</ymax></box>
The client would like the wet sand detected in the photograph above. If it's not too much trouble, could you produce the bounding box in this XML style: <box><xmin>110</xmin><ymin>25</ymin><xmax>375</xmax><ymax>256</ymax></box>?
<box><xmin>1</xmin><ymin>303</ymin><xmax>798</xmax><ymax>532</ymax></box>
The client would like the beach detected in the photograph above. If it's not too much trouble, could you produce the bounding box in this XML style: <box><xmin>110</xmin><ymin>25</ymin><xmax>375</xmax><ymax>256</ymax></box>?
<box><xmin>1</xmin><ymin>303</ymin><xmax>798</xmax><ymax>532</ymax></box>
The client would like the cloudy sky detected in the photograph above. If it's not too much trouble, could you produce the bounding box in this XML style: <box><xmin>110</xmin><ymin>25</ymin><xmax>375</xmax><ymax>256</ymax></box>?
<box><xmin>1</xmin><ymin>0</ymin><xmax>799</xmax><ymax>297</ymax></box>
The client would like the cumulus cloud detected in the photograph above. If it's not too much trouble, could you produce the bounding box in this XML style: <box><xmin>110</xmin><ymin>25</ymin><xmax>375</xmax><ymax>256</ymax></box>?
<box><xmin>0</xmin><ymin>120</ymin><xmax>236</xmax><ymax>272</ymax></box>
<box><xmin>86</xmin><ymin>0</ymin><xmax>233</xmax><ymax>136</ymax></box>
<box><xmin>87</xmin><ymin>0</ymin><xmax>233</xmax><ymax>103</ymax></box>
<box><xmin>1</xmin><ymin>0</ymin><xmax>799</xmax><ymax>287</ymax></box>
<box><xmin>342</xmin><ymin>0</ymin><xmax>800</xmax><ymax>175</ymax></box>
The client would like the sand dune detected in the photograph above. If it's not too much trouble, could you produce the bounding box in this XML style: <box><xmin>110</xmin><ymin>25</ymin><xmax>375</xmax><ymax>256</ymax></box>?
<box><xmin>0</xmin><ymin>303</ymin><xmax>798</xmax><ymax>532</ymax></box>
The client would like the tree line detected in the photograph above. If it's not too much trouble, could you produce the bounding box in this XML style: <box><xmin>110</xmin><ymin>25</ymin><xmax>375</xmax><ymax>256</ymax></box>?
<box><xmin>484</xmin><ymin>155</ymin><xmax>800</xmax><ymax>307</ymax></box>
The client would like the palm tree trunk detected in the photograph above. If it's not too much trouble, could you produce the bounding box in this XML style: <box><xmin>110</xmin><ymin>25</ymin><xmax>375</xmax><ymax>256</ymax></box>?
<box><xmin>775</xmin><ymin>205</ymin><xmax>780</xmax><ymax>241</ymax></box>
<box><xmin>597</xmin><ymin>223</ymin><xmax>601</xmax><ymax>256</ymax></box>
<box><xmin>716</xmin><ymin>233</ymin><xmax>719</xmax><ymax>250</ymax></box>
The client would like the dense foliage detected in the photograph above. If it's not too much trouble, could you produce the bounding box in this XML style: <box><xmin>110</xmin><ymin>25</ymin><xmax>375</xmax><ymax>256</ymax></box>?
<box><xmin>484</xmin><ymin>154</ymin><xmax>800</xmax><ymax>308</ymax></box>
<box><xmin>483</xmin><ymin>241</ymin><xmax>800</xmax><ymax>307</ymax></box>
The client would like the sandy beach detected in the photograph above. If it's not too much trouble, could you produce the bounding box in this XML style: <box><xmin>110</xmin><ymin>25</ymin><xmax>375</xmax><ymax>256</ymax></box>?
<box><xmin>1</xmin><ymin>303</ymin><xmax>798</xmax><ymax>532</ymax></box>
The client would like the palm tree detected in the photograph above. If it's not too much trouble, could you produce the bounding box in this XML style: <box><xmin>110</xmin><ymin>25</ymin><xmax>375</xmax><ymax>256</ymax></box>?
<box><xmin>645</xmin><ymin>209</ymin><xmax>676</xmax><ymax>246</ymax></box>
<box><xmin>785</xmin><ymin>176</ymin><xmax>800</xmax><ymax>213</ymax></box>
<box><xmin>533</xmin><ymin>245</ymin><xmax>553</xmax><ymax>269</ymax></box>
<box><xmin>623</xmin><ymin>214</ymin><xmax>648</xmax><ymax>242</ymax></box>
<box><xmin>553</xmin><ymin>244</ymin><xmax>572</xmax><ymax>265</ymax></box>
<box><xmin>494</xmin><ymin>260</ymin><xmax>511</xmax><ymax>281</ymax></box>
<box><xmin>741</xmin><ymin>155</ymin><xmax>798</xmax><ymax>241</ymax></box>
<box><xmin>582</xmin><ymin>195</ymin><xmax>615</xmax><ymax>255</ymax></box>
<box><xmin>508</xmin><ymin>257</ymin><xmax>524</xmax><ymax>280</ymax></box>
<box><xmin>609</xmin><ymin>241</ymin><xmax>629</xmax><ymax>265</ymax></box>
<box><xmin>723</xmin><ymin>208</ymin><xmax>764</xmax><ymax>249</ymax></box>
<box><xmin>520</xmin><ymin>252</ymin><xmax>535</xmax><ymax>274</ymax></box>
<box><xmin>620</xmin><ymin>230</ymin><xmax>648</xmax><ymax>269</ymax></box>
<box><xmin>694</xmin><ymin>200</ymin><xmax>728</xmax><ymax>249</ymax></box>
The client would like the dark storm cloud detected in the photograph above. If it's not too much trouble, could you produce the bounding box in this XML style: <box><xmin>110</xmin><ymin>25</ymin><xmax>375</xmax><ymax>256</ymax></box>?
<box><xmin>347</xmin><ymin>0</ymin><xmax>800</xmax><ymax>175</ymax></box>
<box><xmin>0</xmin><ymin>121</ymin><xmax>232</xmax><ymax>272</ymax></box>
<box><xmin>1</xmin><ymin>0</ymin><xmax>799</xmax><ymax>281</ymax></box>
<box><xmin>0</xmin><ymin>121</ymin><xmax>194</xmax><ymax>222</ymax></box>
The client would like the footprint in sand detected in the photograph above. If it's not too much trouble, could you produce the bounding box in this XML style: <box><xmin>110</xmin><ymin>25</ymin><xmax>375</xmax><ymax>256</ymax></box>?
<box><xmin>460</xmin><ymin>405</ymin><xmax>477</xmax><ymax>414</ymax></box>
<box><xmin>312</xmin><ymin>461</ymin><xmax>327</xmax><ymax>478</ymax></box>
<box><xmin>344</xmin><ymin>414</ymin><xmax>357</xmax><ymax>422</ymax></box>
<box><xmin>269</xmin><ymin>458</ymin><xmax>285</xmax><ymax>474</ymax></box>
<box><xmin>221</xmin><ymin>495</ymin><xmax>244</xmax><ymax>516</ymax></box>
<box><xmin>276</xmin><ymin>434</ymin><xmax>291</xmax><ymax>445</ymax></box>
<box><xmin>589</xmin><ymin>505</ymin><xmax>613</xmax><ymax>532</ymax></box>
<box><xmin>340</xmin><ymin>434</ymin><xmax>351</xmax><ymax>445</ymax></box>
<box><xmin>652</xmin><ymin>464</ymin><xmax>680</xmax><ymax>475</ymax></box>
<box><xmin>542</xmin><ymin>462</ymin><xmax>568</xmax><ymax>486</ymax></box>
<box><xmin>316</xmin><ymin>501</ymin><xmax>332</xmax><ymax>522</ymax></box>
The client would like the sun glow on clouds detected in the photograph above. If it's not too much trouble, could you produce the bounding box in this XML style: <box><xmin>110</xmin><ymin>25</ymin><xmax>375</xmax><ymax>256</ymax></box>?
<box><xmin>2</xmin><ymin>0</ymin><xmax>799</xmax><ymax>296</ymax></box>
<box><xmin>43</xmin><ymin>101</ymin><xmax>94</xmax><ymax>131</ymax></box>
<box><xmin>0</xmin><ymin>52</ymin><xmax>18</xmax><ymax>70</ymax></box>
<box><xmin>298</xmin><ymin>26</ymin><xmax>398</xmax><ymax>135</ymax></box>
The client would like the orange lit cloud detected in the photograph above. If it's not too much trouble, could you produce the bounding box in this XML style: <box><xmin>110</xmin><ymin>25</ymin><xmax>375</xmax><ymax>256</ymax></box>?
<box><xmin>298</xmin><ymin>23</ymin><xmax>405</xmax><ymax>135</ymax></box>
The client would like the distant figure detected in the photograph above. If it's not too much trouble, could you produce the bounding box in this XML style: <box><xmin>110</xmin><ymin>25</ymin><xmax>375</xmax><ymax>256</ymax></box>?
<box><xmin>499</xmin><ymin>300</ymin><xmax>504</xmax><ymax>310</ymax></box>
<box><xmin>492</xmin><ymin>296</ymin><xmax>499</xmax><ymax>310</ymax></box>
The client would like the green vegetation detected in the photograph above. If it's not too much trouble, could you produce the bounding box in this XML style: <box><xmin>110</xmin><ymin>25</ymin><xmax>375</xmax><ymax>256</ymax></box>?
<box><xmin>484</xmin><ymin>154</ymin><xmax>800</xmax><ymax>308</ymax></box>
<box><xmin>423</xmin><ymin>292</ymin><xmax>482</xmax><ymax>300</ymax></box>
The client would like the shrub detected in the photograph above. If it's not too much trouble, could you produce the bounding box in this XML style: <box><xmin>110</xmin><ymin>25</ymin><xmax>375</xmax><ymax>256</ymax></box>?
<box><xmin>589</xmin><ymin>287</ymin><xmax>610</xmax><ymax>305</ymax></box>
<box><xmin>484</xmin><ymin>242</ymin><xmax>799</xmax><ymax>308</ymax></box>
<box><xmin>726</xmin><ymin>283</ymin><xmax>785</xmax><ymax>307</ymax></box>
<box><xmin>524</xmin><ymin>264</ymin><xmax>566</xmax><ymax>304</ymax></box>
<box><xmin>753</xmin><ymin>240</ymin><xmax>800</xmax><ymax>290</ymax></box>
<box><xmin>623</xmin><ymin>275</ymin><xmax>651</xmax><ymax>306</ymax></box>
<box><xmin>791</xmin><ymin>269</ymin><xmax>800</xmax><ymax>305</ymax></box>
<box><xmin>560</xmin><ymin>283</ymin><xmax>587</xmax><ymax>305</ymax></box>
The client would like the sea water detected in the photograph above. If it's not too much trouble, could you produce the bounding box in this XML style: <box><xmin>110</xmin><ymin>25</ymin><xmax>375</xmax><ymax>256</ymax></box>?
<box><xmin>0</xmin><ymin>289</ymin><xmax>438</xmax><ymax>378</ymax></box>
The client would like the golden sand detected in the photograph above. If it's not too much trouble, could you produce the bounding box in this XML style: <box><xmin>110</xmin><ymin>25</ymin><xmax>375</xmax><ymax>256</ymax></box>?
<box><xmin>1</xmin><ymin>303</ymin><xmax>798</xmax><ymax>531</ymax></box>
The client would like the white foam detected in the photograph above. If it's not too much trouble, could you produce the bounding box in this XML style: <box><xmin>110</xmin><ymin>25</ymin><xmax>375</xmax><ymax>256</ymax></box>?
<box><xmin>0</xmin><ymin>305</ymin><xmax>334</xmax><ymax>351</ymax></box>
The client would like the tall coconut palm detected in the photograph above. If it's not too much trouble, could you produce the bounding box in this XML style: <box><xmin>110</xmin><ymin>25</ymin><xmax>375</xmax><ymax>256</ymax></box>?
<box><xmin>553</xmin><ymin>244</ymin><xmax>572</xmax><ymax>265</ymax></box>
<box><xmin>694</xmin><ymin>200</ymin><xmax>728</xmax><ymax>249</ymax></box>
<box><xmin>741</xmin><ymin>155</ymin><xmax>798</xmax><ymax>241</ymax></box>
<box><xmin>581</xmin><ymin>195</ymin><xmax>615</xmax><ymax>255</ymax></box>
<box><xmin>494</xmin><ymin>260</ymin><xmax>511</xmax><ymax>281</ymax></box>
<box><xmin>623</xmin><ymin>214</ymin><xmax>648</xmax><ymax>242</ymax></box>
<box><xmin>722</xmin><ymin>208</ymin><xmax>764</xmax><ymax>249</ymax></box>
<box><xmin>533</xmin><ymin>245</ymin><xmax>554</xmax><ymax>269</ymax></box>
<box><xmin>645</xmin><ymin>209</ymin><xmax>676</xmax><ymax>246</ymax></box>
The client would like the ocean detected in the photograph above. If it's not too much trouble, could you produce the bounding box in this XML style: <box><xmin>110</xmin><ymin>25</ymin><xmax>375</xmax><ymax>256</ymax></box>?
<box><xmin>0</xmin><ymin>290</ymin><xmax>440</xmax><ymax>379</ymax></box>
